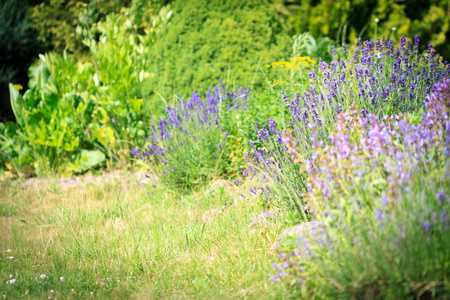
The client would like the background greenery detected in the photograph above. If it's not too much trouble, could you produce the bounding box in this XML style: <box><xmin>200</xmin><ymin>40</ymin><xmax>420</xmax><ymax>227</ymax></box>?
<box><xmin>275</xmin><ymin>0</ymin><xmax>450</xmax><ymax>58</ymax></box>
<box><xmin>1</xmin><ymin>0</ymin><xmax>450</xmax><ymax>178</ymax></box>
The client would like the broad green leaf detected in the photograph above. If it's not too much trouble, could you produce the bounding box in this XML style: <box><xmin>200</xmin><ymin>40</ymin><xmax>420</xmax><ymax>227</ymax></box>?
<box><xmin>93</xmin><ymin>127</ymin><xmax>116</xmax><ymax>146</ymax></box>
<box><xmin>79</xmin><ymin>149</ymin><xmax>105</xmax><ymax>169</ymax></box>
<box><xmin>128</xmin><ymin>98</ymin><xmax>143</xmax><ymax>115</ymax></box>
<box><xmin>9</xmin><ymin>84</ymin><xmax>25</xmax><ymax>127</ymax></box>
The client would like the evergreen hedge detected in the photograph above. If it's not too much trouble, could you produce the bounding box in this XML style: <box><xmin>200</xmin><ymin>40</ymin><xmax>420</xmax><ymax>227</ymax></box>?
<box><xmin>143</xmin><ymin>0</ymin><xmax>291</xmax><ymax>108</ymax></box>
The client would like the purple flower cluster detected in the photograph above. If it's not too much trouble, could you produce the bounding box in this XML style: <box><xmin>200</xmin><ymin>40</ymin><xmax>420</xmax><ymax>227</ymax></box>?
<box><xmin>240</xmin><ymin>36</ymin><xmax>449</xmax><ymax>218</ymax></box>
<box><xmin>271</xmin><ymin>77</ymin><xmax>450</xmax><ymax>291</ymax></box>
<box><xmin>304</xmin><ymin>78</ymin><xmax>450</xmax><ymax>215</ymax></box>
<box><xmin>131</xmin><ymin>83</ymin><xmax>250</xmax><ymax>189</ymax></box>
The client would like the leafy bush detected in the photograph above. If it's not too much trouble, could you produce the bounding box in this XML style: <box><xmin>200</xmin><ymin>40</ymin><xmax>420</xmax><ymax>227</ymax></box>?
<box><xmin>240</xmin><ymin>36</ymin><xmax>449</xmax><ymax>220</ymax></box>
<box><xmin>6</xmin><ymin>7</ymin><xmax>171</xmax><ymax>176</ymax></box>
<box><xmin>271</xmin><ymin>78</ymin><xmax>450</xmax><ymax>298</ymax></box>
<box><xmin>143</xmin><ymin>0</ymin><xmax>291</xmax><ymax>104</ymax></box>
<box><xmin>0</xmin><ymin>122</ymin><xmax>34</xmax><ymax>178</ymax></box>
<box><xmin>132</xmin><ymin>83</ymin><xmax>250</xmax><ymax>192</ymax></box>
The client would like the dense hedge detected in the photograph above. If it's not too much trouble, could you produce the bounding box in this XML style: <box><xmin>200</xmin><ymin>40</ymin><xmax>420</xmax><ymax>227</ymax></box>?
<box><xmin>143</xmin><ymin>0</ymin><xmax>291</xmax><ymax>107</ymax></box>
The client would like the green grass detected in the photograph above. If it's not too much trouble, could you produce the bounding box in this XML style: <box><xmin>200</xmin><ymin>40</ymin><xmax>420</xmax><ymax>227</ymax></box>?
<box><xmin>0</xmin><ymin>173</ymin><xmax>292</xmax><ymax>299</ymax></box>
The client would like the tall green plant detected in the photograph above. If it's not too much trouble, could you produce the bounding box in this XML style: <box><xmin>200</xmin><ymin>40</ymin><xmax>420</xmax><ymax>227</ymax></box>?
<box><xmin>8</xmin><ymin>4</ymin><xmax>171</xmax><ymax>176</ymax></box>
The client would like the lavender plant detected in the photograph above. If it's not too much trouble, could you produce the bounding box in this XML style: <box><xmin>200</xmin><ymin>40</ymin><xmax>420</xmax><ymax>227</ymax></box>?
<box><xmin>132</xmin><ymin>83</ymin><xmax>250</xmax><ymax>192</ymax></box>
<box><xmin>241</xmin><ymin>36</ymin><xmax>449</xmax><ymax>220</ymax></box>
<box><xmin>270</xmin><ymin>77</ymin><xmax>450</xmax><ymax>298</ymax></box>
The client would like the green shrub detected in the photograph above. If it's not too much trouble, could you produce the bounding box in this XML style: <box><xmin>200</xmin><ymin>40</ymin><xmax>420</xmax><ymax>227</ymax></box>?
<box><xmin>142</xmin><ymin>0</ymin><xmax>291</xmax><ymax>106</ymax></box>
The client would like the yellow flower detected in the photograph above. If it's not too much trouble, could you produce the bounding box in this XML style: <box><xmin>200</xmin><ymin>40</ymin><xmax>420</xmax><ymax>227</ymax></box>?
<box><xmin>76</xmin><ymin>2</ymin><xmax>87</xmax><ymax>7</ymax></box>
<box><xmin>271</xmin><ymin>79</ymin><xmax>287</xmax><ymax>87</ymax></box>
<box><xmin>120</xmin><ymin>8</ymin><xmax>127</xmax><ymax>13</ymax></box>
<box><xmin>12</xmin><ymin>84</ymin><xmax>23</xmax><ymax>90</ymax></box>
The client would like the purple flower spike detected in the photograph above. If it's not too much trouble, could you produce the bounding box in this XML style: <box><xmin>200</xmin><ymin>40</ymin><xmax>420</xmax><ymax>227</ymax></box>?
<box><xmin>375</xmin><ymin>208</ymin><xmax>382</xmax><ymax>220</ymax></box>
<box><xmin>269</xmin><ymin>274</ymin><xmax>280</xmax><ymax>282</ymax></box>
<box><xmin>249</xmin><ymin>139</ymin><xmax>255</xmax><ymax>149</ymax></box>
<box><xmin>423</xmin><ymin>221</ymin><xmax>431</xmax><ymax>232</ymax></box>
<box><xmin>268</xmin><ymin>118</ymin><xmax>277</xmax><ymax>134</ymax></box>
<box><xmin>440</xmin><ymin>210</ymin><xmax>448</xmax><ymax>222</ymax></box>
<box><xmin>309</xmin><ymin>69</ymin><xmax>316</xmax><ymax>81</ymax></box>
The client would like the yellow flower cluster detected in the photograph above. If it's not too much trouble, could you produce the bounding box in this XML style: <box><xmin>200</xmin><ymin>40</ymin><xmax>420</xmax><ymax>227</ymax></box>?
<box><xmin>267</xmin><ymin>56</ymin><xmax>316</xmax><ymax>70</ymax></box>
<box><xmin>270</xmin><ymin>79</ymin><xmax>287</xmax><ymax>87</ymax></box>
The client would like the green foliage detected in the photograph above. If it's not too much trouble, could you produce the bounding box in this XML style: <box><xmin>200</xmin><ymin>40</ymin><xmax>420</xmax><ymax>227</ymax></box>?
<box><xmin>0</xmin><ymin>121</ymin><xmax>34</xmax><ymax>178</ymax></box>
<box><xmin>0</xmin><ymin>0</ymin><xmax>44</xmax><ymax>121</ymax></box>
<box><xmin>143</xmin><ymin>0</ymin><xmax>291</xmax><ymax>106</ymax></box>
<box><xmin>7</xmin><ymin>6</ymin><xmax>170</xmax><ymax>176</ymax></box>
<box><xmin>276</xmin><ymin>0</ymin><xmax>450</xmax><ymax>58</ymax></box>
<box><xmin>29</xmin><ymin>0</ymin><xmax>132</xmax><ymax>57</ymax></box>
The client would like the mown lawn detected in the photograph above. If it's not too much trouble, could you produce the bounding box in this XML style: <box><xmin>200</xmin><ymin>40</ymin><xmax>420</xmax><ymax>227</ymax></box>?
<box><xmin>0</xmin><ymin>172</ymin><xmax>293</xmax><ymax>299</ymax></box>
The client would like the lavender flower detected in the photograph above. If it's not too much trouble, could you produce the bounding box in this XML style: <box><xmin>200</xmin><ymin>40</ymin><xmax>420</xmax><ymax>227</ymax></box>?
<box><xmin>423</xmin><ymin>221</ymin><xmax>431</xmax><ymax>232</ymax></box>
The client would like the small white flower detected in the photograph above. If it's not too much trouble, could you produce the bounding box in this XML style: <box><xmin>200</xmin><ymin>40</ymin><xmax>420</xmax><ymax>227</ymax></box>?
<box><xmin>50</xmin><ymin>290</ymin><xmax>54</xmax><ymax>293</ymax></box>
<box><xmin>6</xmin><ymin>249</ymin><xmax>12</xmax><ymax>252</ymax></box>
<box><xmin>6</xmin><ymin>279</ymin><xmax>16</xmax><ymax>284</ymax></box>
<box><xmin>9</xmin><ymin>274</ymin><xmax>12</xmax><ymax>278</ymax></box>
<box><xmin>39</xmin><ymin>274</ymin><xmax>47</xmax><ymax>279</ymax></box>
<box><xmin>6</xmin><ymin>256</ymin><xmax>13</xmax><ymax>259</ymax></box>
<box><xmin>117</xmin><ymin>280</ymin><xmax>120</xmax><ymax>283</ymax></box>
<box><xmin>392</xmin><ymin>27</ymin><xmax>397</xmax><ymax>31</ymax></box>
<box><xmin>71</xmin><ymin>289</ymin><xmax>74</xmax><ymax>292</ymax></box>
<box><xmin>59</xmin><ymin>277</ymin><xmax>64</xmax><ymax>281</ymax></box>
<box><xmin>210</xmin><ymin>256</ymin><xmax>215</xmax><ymax>261</ymax></box>
<box><xmin>90</xmin><ymin>292</ymin><xmax>94</xmax><ymax>296</ymax></box>
<box><xmin>48</xmin><ymin>297</ymin><xmax>51</xmax><ymax>299</ymax></box>
<box><xmin>374</xmin><ymin>18</ymin><xmax>379</xmax><ymax>23</ymax></box>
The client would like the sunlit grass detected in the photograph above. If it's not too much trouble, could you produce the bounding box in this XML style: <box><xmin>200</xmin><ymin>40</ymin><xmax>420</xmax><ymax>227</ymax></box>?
<box><xmin>0</xmin><ymin>174</ymin><xmax>291</xmax><ymax>299</ymax></box>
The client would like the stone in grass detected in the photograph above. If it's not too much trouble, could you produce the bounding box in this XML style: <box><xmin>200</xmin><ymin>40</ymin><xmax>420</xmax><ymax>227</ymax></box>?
<box><xmin>272</xmin><ymin>221</ymin><xmax>318</xmax><ymax>250</ymax></box>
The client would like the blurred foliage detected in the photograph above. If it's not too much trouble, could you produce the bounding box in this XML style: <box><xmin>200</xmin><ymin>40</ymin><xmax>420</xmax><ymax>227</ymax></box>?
<box><xmin>29</xmin><ymin>0</ymin><xmax>132</xmax><ymax>58</ymax></box>
<box><xmin>0</xmin><ymin>0</ymin><xmax>46</xmax><ymax>121</ymax></box>
<box><xmin>275</xmin><ymin>0</ymin><xmax>450</xmax><ymax>58</ymax></box>
<box><xmin>142</xmin><ymin>0</ymin><xmax>291</xmax><ymax>110</ymax></box>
